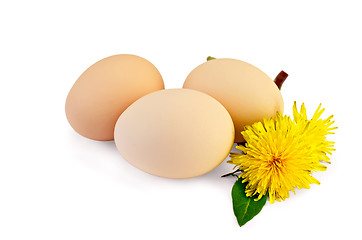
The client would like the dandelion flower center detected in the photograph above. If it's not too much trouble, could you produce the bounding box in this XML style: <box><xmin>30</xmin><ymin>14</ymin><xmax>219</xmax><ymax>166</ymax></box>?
<box><xmin>271</xmin><ymin>156</ymin><xmax>283</xmax><ymax>168</ymax></box>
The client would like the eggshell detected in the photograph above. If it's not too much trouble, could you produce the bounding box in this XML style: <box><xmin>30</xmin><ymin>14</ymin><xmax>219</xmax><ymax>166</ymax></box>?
<box><xmin>183</xmin><ymin>58</ymin><xmax>284</xmax><ymax>142</ymax></box>
<box><xmin>65</xmin><ymin>54</ymin><xmax>164</xmax><ymax>141</ymax></box>
<box><xmin>114</xmin><ymin>89</ymin><xmax>235</xmax><ymax>179</ymax></box>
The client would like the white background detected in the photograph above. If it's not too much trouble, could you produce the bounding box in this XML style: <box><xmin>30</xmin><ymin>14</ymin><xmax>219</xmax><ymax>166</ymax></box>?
<box><xmin>1</xmin><ymin>1</ymin><xmax>361</xmax><ymax>239</ymax></box>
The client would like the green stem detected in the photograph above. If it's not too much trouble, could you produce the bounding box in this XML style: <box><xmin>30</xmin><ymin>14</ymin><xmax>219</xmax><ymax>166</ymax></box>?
<box><xmin>207</xmin><ymin>56</ymin><xmax>216</xmax><ymax>61</ymax></box>
<box><xmin>221</xmin><ymin>169</ymin><xmax>242</xmax><ymax>178</ymax></box>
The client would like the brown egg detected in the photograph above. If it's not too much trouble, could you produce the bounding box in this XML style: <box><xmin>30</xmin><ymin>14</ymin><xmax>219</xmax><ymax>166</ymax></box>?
<box><xmin>65</xmin><ymin>54</ymin><xmax>164</xmax><ymax>141</ymax></box>
<box><xmin>114</xmin><ymin>89</ymin><xmax>235</xmax><ymax>179</ymax></box>
<box><xmin>183</xmin><ymin>58</ymin><xmax>284</xmax><ymax>143</ymax></box>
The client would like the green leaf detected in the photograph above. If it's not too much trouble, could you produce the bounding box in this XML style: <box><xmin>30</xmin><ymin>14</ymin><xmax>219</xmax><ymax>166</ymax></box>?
<box><xmin>232</xmin><ymin>178</ymin><xmax>267</xmax><ymax>227</ymax></box>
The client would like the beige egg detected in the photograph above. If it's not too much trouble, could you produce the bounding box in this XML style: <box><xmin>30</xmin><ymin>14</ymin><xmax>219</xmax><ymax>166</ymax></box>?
<box><xmin>183</xmin><ymin>58</ymin><xmax>284</xmax><ymax>143</ymax></box>
<box><xmin>114</xmin><ymin>89</ymin><xmax>235</xmax><ymax>179</ymax></box>
<box><xmin>65</xmin><ymin>54</ymin><xmax>164</xmax><ymax>141</ymax></box>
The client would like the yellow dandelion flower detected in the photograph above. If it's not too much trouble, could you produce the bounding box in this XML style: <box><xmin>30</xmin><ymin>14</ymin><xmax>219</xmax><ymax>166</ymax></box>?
<box><xmin>228</xmin><ymin>102</ymin><xmax>337</xmax><ymax>204</ymax></box>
